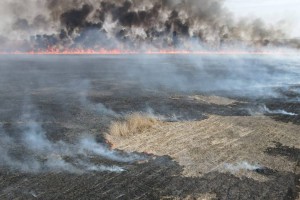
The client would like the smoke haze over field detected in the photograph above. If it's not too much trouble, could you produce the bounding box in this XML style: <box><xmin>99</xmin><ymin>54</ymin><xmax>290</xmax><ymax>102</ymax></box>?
<box><xmin>0</xmin><ymin>102</ymin><xmax>142</xmax><ymax>173</ymax></box>
<box><xmin>0</xmin><ymin>3</ymin><xmax>299</xmax><ymax>200</ymax></box>
<box><xmin>0</xmin><ymin>0</ymin><xmax>299</xmax><ymax>175</ymax></box>
<box><xmin>0</xmin><ymin>53</ymin><xmax>299</xmax><ymax>173</ymax></box>
<box><xmin>0</xmin><ymin>92</ymin><xmax>144</xmax><ymax>173</ymax></box>
<box><xmin>0</xmin><ymin>0</ymin><xmax>299</xmax><ymax>51</ymax></box>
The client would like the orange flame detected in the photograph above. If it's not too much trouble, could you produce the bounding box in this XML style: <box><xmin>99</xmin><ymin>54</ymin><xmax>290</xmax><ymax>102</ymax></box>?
<box><xmin>0</xmin><ymin>48</ymin><xmax>136</xmax><ymax>55</ymax></box>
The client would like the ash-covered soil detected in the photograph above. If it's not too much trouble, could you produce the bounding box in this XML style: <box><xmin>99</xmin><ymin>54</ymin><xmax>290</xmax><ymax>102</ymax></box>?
<box><xmin>0</xmin><ymin>55</ymin><xmax>299</xmax><ymax>199</ymax></box>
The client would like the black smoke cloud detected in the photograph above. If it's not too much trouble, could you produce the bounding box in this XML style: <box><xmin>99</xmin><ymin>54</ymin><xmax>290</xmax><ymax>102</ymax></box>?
<box><xmin>1</xmin><ymin>0</ymin><xmax>299</xmax><ymax>51</ymax></box>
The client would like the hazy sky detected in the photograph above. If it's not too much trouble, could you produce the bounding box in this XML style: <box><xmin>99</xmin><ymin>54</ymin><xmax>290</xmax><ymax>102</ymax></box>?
<box><xmin>225</xmin><ymin>0</ymin><xmax>300</xmax><ymax>37</ymax></box>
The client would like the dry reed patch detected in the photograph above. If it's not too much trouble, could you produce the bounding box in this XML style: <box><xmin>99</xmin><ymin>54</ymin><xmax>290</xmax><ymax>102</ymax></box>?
<box><xmin>109</xmin><ymin>113</ymin><xmax>160</xmax><ymax>137</ymax></box>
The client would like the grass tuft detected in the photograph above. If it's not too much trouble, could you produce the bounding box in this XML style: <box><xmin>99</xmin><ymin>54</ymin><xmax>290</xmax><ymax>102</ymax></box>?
<box><xmin>109</xmin><ymin>113</ymin><xmax>160</xmax><ymax>137</ymax></box>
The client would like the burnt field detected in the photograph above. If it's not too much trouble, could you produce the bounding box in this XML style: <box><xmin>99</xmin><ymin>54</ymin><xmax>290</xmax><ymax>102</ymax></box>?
<box><xmin>0</xmin><ymin>55</ymin><xmax>299</xmax><ymax>199</ymax></box>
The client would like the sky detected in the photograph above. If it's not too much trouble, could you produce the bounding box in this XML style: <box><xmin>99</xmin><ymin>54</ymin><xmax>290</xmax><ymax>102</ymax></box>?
<box><xmin>225</xmin><ymin>0</ymin><xmax>300</xmax><ymax>37</ymax></box>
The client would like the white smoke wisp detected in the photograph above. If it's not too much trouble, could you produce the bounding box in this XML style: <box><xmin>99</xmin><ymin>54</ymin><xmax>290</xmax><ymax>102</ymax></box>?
<box><xmin>224</xmin><ymin>161</ymin><xmax>261</xmax><ymax>172</ymax></box>
<box><xmin>77</xmin><ymin>80</ymin><xmax>120</xmax><ymax>117</ymax></box>
<box><xmin>93</xmin><ymin>103</ymin><xmax>119</xmax><ymax>117</ymax></box>
<box><xmin>145</xmin><ymin>107</ymin><xmax>182</xmax><ymax>122</ymax></box>
<box><xmin>248</xmin><ymin>104</ymin><xmax>298</xmax><ymax>116</ymax></box>
<box><xmin>23</xmin><ymin>120</ymin><xmax>53</xmax><ymax>152</ymax></box>
<box><xmin>262</xmin><ymin>105</ymin><xmax>298</xmax><ymax>116</ymax></box>
<box><xmin>79</xmin><ymin>136</ymin><xmax>145</xmax><ymax>163</ymax></box>
<box><xmin>0</xmin><ymin>105</ymin><xmax>146</xmax><ymax>174</ymax></box>
<box><xmin>76</xmin><ymin>160</ymin><xmax>125</xmax><ymax>173</ymax></box>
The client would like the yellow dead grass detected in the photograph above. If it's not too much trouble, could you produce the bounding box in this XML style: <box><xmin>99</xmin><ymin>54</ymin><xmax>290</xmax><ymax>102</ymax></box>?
<box><xmin>107</xmin><ymin>115</ymin><xmax>300</xmax><ymax>178</ymax></box>
<box><xmin>109</xmin><ymin>113</ymin><xmax>160</xmax><ymax>137</ymax></box>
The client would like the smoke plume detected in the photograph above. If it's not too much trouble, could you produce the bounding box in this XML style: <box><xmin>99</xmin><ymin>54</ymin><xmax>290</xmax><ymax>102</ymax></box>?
<box><xmin>0</xmin><ymin>0</ymin><xmax>299</xmax><ymax>51</ymax></box>
<box><xmin>224</xmin><ymin>161</ymin><xmax>261</xmax><ymax>172</ymax></box>
<box><xmin>248</xmin><ymin>104</ymin><xmax>298</xmax><ymax>116</ymax></box>
<box><xmin>0</xmin><ymin>100</ymin><xmax>144</xmax><ymax>173</ymax></box>
<box><xmin>261</xmin><ymin>105</ymin><xmax>298</xmax><ymax>116</ymax></box>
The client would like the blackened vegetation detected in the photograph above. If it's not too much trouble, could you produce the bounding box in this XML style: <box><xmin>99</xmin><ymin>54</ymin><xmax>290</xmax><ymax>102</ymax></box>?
<box><xmin>88</xmin><ymin>93</ymin><xmax>249</xmax><ymax>121</ymax></box>
<box><xmin>254</xmin><ymin>167</ymin><xmax>278</xmax><ymax>176</ymax></box>
<box><xmin>270</xmin><ymin>109</ymin><xmax>300</xmax><ymax>125</ymax></box>
<box><xmin>254</xmin><ymin>85</ymin><xmax>300</xmax><ymax>125</ymax></box>
<box><xmin>0</xmin><ymin>154</ymin><xmax>298</xmax><ymax>199</ymax></box>
<box><xmin>0</xmin><ymin>56</ymin><xmax>299</xmax><ymax>199</ymax></box>
<box><xmin>265</xmin><ymin>142</ymin><xmax>300</xmax><ymax>163</ymax></box>
<box><xmin>265</xmin><ymin>142</ymin><xmax>300</xmax><ymax>200</ymax></box>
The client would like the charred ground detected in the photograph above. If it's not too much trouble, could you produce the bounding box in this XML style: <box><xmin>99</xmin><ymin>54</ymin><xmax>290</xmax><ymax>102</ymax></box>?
<box><xmin>0</xmin><ymin>55</ymin><xmax>299</xmax><ymax>199</ymax></box>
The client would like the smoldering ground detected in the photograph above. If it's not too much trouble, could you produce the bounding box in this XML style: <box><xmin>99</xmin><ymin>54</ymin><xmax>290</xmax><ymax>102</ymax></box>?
<box><xmin>0</xmin><ymin>2</ymin><xmax>299</xmax><ymax>199</ymax></box>
<box><xmin>0</xmin><ymin>99</ymin><xmax>144</xmax><ymax>173</ymax></box>
<box><xmin>0</xmin><ymin>54</ymin><xmax>299</xmax><ymax>174</ymax></box>
<box><xmin>0</xmin><ymin>0</ymin><xmax>299</xmax><ymax>51</ymax></box>
<box><xmin>0</xmin><ymin>54</ymin><xmax>299</xmax><ymax>199</ymax></box>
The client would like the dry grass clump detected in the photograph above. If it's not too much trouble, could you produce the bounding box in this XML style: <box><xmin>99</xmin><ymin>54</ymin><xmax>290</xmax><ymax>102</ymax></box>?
<box><xmin>109</xmin><ymin>113</ymin><xmax>160</xmax><ymax>137</ymax></box>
